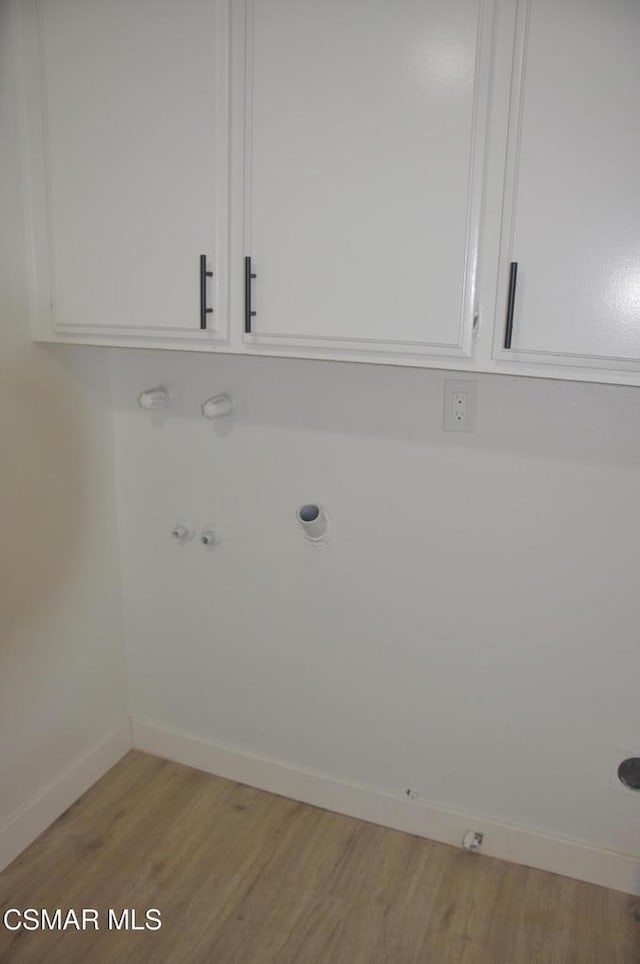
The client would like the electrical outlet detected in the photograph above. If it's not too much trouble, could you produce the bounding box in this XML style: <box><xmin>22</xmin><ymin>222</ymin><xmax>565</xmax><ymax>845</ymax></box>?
<box><xmin>453</xmin><ymin>392</ymin><xmax>467</xmax><ymax>423</ymax></box>
<box><xmin>443</xmin><ymin>380</ymin><xmax>477</xmax><ymax>433</ymax></box>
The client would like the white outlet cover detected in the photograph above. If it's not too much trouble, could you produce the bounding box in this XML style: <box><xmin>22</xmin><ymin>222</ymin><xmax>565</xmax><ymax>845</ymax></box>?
<box><xmin>443</xmin><ymin>379</ymin><xmax>478</xmax><ymax>433</ymax></box>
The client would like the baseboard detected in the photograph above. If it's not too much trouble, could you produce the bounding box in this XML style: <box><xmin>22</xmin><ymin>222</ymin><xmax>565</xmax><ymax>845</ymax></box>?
<box><xmin>132</xmin><ymin>718</ymin><xmax>640</xmax><ymax>897</ymax></box>
<box><xmin>0</xmin><ymin>721</ymin><xmax>132</xmax><ymax>874</ymax></box>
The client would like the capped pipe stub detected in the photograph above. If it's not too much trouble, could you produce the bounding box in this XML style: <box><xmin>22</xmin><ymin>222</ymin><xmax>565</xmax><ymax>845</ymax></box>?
<box><xmin>201</xmin><ymin>393</ymin><xmax>233</xmax><ymax>419</ymax></box>
<box><xmin>200</xmin><ymin>526</ymin><xmax>217</xmax><ymax>547</ymax></box>
<box><xmin>462</xmin><ymin>831</ymin><xmax>484</xmax><ymax>853</ymax></box>
<box><xmin>137</xmin><ymin>386</ymin><xmax>169</xmax><ymax>410</ymax></box>
<box><xmin>172</xmin><ymin>525</ymin><xmax>193</xmax><ymax>543</ymax></box>
<box><xmin>296</xmin><ymin>503</ymin><xmax>329</xmax><ymax>543</ymax></box>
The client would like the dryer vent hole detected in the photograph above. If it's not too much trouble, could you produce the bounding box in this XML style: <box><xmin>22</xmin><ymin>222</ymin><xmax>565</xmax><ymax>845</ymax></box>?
<box><xmin>618</xmin><ymin>757</ymin><xmax>640</xmax><ymax>791</ymax></box>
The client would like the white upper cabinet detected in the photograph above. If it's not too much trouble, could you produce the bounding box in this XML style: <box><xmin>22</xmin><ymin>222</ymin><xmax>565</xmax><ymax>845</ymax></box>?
<box><xmin>21</xmin><ymin>0</ymin><xmax>640</xmax><ymax>383</ymax></box>
<box><xmin>241</xmin><ymin>0</ymin><xmax>491</xmax><ymax>358</ymax></box>
<box><xmin>494</xmin><ymin>0</ymin><xmax>640</xmax><ymax>372</ymax></box>
<box><xmin>24</xmin><ymin>0</ymin><xmax>230</xmax><ymax>344</ymax></box>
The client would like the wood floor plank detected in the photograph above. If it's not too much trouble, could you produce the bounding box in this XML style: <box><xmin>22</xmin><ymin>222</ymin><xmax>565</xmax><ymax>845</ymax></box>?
<box><xmin>0</xmin><ymin>750</ymin><xmax>638</xmax><ymax>963</ymax></box>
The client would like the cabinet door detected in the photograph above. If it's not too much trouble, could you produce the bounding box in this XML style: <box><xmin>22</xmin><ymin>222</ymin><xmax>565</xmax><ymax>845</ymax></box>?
<box><xmin>495</xmin><ymin>0</ymin><xmax>640</xmax><ymax>368</ymax></box>
<box><xmin>28</xmin><ymin>0</ymin><xmax>229</xmax><ymax>343</ymax></box>
<box><xmin>242</xmin><ymin>0</ymin><xmax>489</xmax><ymax>359</ymax></box>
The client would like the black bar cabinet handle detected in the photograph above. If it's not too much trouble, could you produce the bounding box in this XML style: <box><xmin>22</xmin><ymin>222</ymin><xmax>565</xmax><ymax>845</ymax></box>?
<box><xmin>244</xmin><ymin>256</ymin><xmax>256</xmax><ymax>333</ymax></box>
<box><xmin>200</xmin><ymin>254</ymin><xmax>213</xmax><ymax>330</ymax></box>
<box><xmin>504</xmin><ymin>261</ymin><xmax>518</xmax><ymax>349</ymax></box>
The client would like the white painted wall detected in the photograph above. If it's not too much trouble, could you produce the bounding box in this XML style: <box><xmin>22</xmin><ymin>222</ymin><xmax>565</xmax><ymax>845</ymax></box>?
<box><xmin>112</xmin><ymin>348</ymin><xmax>640</xmax><ymax>859</ymax></box>
<box><xmin>0</xmin><ymin>0</ymin><xmax>128</xmax><ymax>867</ymax></box>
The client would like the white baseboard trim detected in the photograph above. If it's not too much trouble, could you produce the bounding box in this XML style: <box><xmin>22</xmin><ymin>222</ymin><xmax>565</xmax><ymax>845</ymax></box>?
<box><xmin>0</xmin><ymin>720</ymin><xmax>132</xmax><ymax>874</ymax></box>
<box><xmin>132</xmin><ymin>719</ymin><xmax>640</xmax><ymax>897</ymax></box>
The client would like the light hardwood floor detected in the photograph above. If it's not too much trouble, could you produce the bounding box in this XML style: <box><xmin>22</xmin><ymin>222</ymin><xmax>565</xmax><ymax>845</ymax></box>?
<box><xmin>0</xmin><ymin>751</ymin><xmax>638</xmax><ymax>963</ymax></box>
